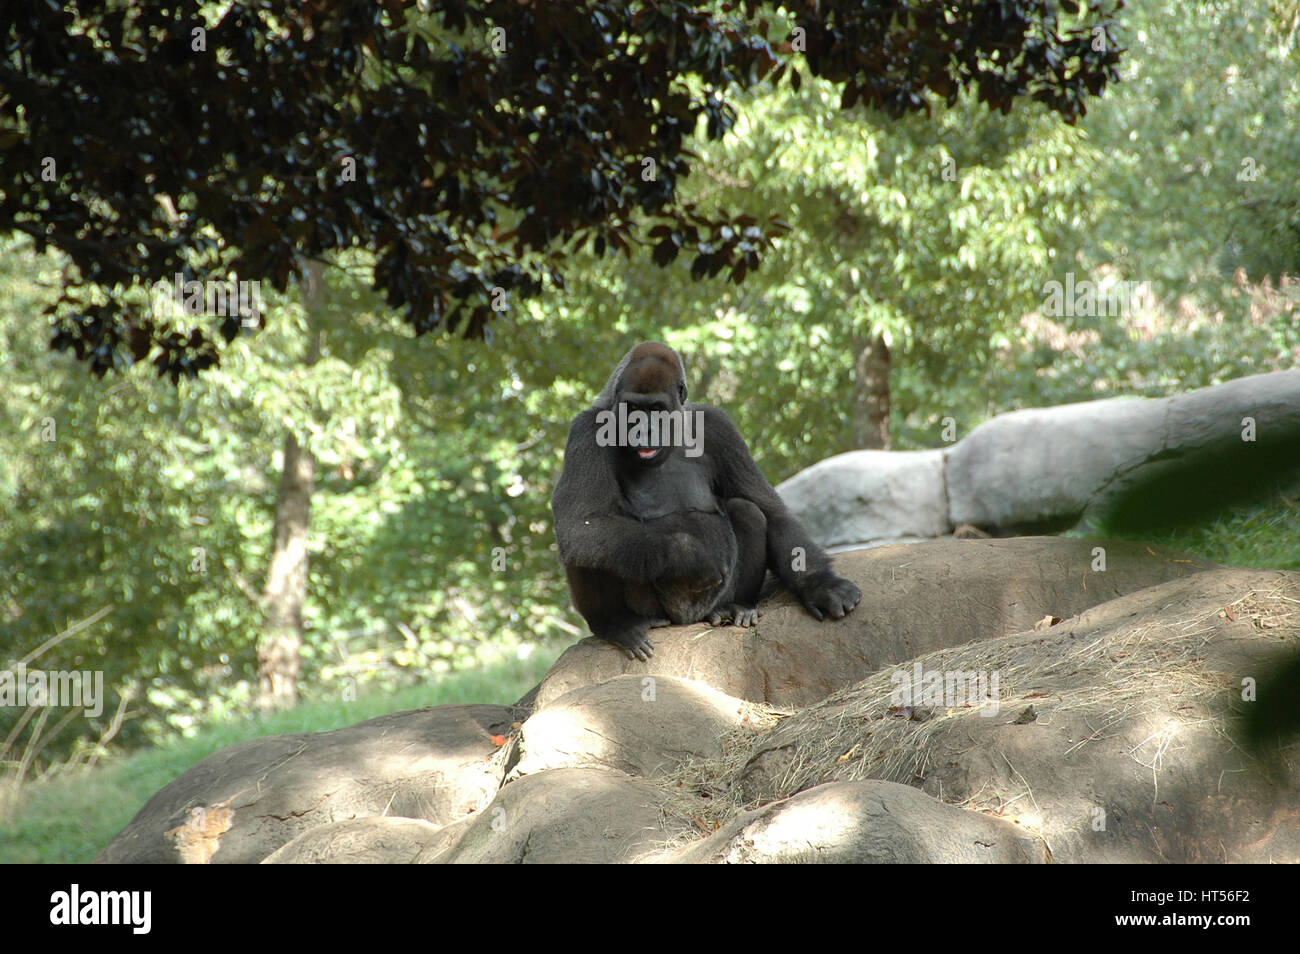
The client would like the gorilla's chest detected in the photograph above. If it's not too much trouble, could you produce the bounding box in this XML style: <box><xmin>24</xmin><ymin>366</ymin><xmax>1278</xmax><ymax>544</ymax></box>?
<box><xmin>620</xmin><ymin>455</ymin><xmax>720</xmax><ymax>521</ymax></box>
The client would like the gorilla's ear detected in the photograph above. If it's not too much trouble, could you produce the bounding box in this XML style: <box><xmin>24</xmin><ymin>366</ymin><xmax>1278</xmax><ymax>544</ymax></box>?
<box><xmin>677</xmin><ymin>355</ymin><xmax>688</xmax><ymax>403</ymax></box>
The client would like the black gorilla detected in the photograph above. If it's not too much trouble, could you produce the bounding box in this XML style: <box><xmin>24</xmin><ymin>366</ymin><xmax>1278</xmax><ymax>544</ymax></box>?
<box><xmin>552</xmin><ymin>342</ymin><xmax>862</xmax><ymax>660</ymax></box>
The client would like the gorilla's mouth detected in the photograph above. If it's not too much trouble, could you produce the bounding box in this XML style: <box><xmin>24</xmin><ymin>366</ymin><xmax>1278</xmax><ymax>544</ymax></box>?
<box><xmin>636</xmin><ymin>447</ymin><xmax>660</xmax><ymax>460</ymax></box>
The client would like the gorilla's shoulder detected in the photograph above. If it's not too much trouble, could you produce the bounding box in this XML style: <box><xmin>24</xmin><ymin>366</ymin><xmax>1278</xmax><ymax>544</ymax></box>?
<box><xmin>567</xmin><ymin>407</ymin><xmax>601</xmax><ymax>431</ymax></box>
<box><xmin>692</xmin><ymin>403</ymin><xmax>749</xmax><ymax>453</ymax></box>
<box><xmin>693</xmin><ymin>403</ymin><xmax>740</xmax><ymax>433</ymax></box>
<box><xmin>691</xmin><ymin>402</ymin><xmax>733</xmax><ymax>423</ymax></box>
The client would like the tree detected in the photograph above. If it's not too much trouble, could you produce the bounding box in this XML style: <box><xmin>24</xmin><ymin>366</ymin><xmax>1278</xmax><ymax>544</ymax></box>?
<box><xmin>1079</xmin><ymin>0</ymin><xmax>1300</xmax><ymax>288</ymax></box>
<box><xmin>256</xmin><ymin>262</ymin><xmax>323</xmax><ymax>710</ymax></box>
<box><xmin>0</xmin><ymin>0</ymin><xmax>1123</xmax><ymax>378</ymax></box>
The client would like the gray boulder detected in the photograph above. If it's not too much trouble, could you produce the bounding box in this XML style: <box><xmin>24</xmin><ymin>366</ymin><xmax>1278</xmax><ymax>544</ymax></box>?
<box><xmin>777</xmin><ymin>449</ymin><xmax>950</xmax><ymax>548</ymax></box>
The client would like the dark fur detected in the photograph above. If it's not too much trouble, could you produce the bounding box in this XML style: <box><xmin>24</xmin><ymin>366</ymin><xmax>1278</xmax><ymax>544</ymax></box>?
<box><xmin>551</xmin><ymin>343</ymin><xmax>862</xmax><ymax>660</ymax></box>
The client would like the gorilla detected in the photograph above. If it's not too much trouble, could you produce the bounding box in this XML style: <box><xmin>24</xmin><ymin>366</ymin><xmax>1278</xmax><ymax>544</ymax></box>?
<box><xmin>551</xmin><ymin>342</ymin><xmax>862</xmax><ymax>660</ymax></box>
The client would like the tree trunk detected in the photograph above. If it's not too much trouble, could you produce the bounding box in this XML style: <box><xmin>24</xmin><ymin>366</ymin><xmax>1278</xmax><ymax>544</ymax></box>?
<box><xmin>257</xmin><ymin>430</ymin><xmax>315</xmax><ymax>710</ymax></box>
<box><xmin>852</xmin><ymin>331</ymin><xmax>892</xmax><ymax>450</ymax></box>
<box><xmin>256</xmin><ymin>262</ymin><xmax>323</xmax><ymax>711</ymax></box>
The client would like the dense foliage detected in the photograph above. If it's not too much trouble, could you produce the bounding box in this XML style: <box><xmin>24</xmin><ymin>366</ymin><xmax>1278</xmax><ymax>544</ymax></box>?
<box><xmin>2</xmin><ymin>0</ymin><xmax>1120</xmax><ymax>377</ymax></box>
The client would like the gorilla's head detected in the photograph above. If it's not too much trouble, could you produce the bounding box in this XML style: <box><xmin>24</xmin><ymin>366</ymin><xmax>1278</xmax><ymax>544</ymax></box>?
<box><xmin>596</xmin><ymin>342</ymin><xmax>688</xmax><ymax>468</ymax></box>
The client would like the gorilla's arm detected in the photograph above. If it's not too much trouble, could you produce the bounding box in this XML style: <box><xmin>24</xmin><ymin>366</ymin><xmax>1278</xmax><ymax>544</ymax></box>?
<box><xmin>701</xmin><ymin>405</ymin><xmax>862</xmax><ymax>620</ymax></box>
<box><xmin>551</xmin><ymin>410</ymin><xmax>720</xmax><ymax>583</ymax></box>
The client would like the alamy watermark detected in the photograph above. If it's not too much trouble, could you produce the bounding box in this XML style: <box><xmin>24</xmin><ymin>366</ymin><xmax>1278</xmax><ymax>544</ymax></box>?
<box><xmin>595</xmin><ymin>404</ymin><xmax>704</xmax><ymax>458</ymax></box>
<box><xmin>150</xmin><ymin>272</ymin><xmax>262</xmax><ymax>325</ymax></box>
<box><xmin>1042</xmin><ymin>272</ymin><xmax>1155</xmax><ymax>318</ymax></box>
<box><xmin>50</xmin><ymin>884</ymin><xmax>150</xmax><ymax>934</ymax></box>
<box><xmin>890</xmin><ymin>661</ymin><xmax>1001</xmax><ymax>717</ymax></box>
<box><xmin>0</xmin><ymin>664</ymin><xmax>103</xmax><ymax>718</ymax></box>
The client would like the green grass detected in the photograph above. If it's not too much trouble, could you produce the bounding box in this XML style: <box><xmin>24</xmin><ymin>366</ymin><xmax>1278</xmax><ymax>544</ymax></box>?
<box><xmin>0</xmin><ymin>646</ymin><xmax>562</xmax><ymax>864</ymax></box>
<box><xmin>1088</xmin><ymin>490</ymin><xmax>1300</xmax><ymax>572</ymax></box>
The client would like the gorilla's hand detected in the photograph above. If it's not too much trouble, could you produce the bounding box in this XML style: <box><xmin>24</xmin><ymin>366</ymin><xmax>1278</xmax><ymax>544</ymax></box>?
<box><xmin>606</xmin><ymin>624</ymin><xmax>655</xmax><ymax>661</ymax></box>
<box><xmin>709</xmin><ymin>603</ymin><xmax>760</xmax><ymax>627</ymax></box>
<box><xmin>800</xmin><ymin>574</ymin><xmax>862</xmax><ymax>622</ymax></box>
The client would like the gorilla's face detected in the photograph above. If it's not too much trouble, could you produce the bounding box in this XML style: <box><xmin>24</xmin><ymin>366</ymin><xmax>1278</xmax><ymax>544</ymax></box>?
<box><xmin>615</xmin><ymin>344</ymin><xmax>687</xmax><ymax>469</ymax></box>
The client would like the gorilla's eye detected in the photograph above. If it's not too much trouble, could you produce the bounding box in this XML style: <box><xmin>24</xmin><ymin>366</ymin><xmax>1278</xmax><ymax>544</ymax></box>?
<box><xmin>629</xmin><ymin>400</ymin><xmax>667</xmax><ymax>415</ymax></box>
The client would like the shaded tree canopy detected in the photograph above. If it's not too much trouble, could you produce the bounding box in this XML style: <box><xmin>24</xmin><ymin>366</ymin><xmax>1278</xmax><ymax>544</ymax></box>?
<box><xmin>0</xmin><ymin>0</ymin><xmax>1122</xmax><ymax>379</ymax></box>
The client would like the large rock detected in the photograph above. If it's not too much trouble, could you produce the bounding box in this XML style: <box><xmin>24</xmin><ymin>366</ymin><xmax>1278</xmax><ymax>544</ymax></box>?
<box><xmin>946</xmin><ymin>369</ymin><xmax>1300</xmax><ymax>533</ymax></box>
<box><xmin>96</xmin><ymin>704</ymin><xmax>517</xmax><ymax>864</ymax></box>
<box><xmin>509</xmin><ymin>675</ymin><xmax>750</xmax><ymax>780</ymax></box>
<box><xmin>946</xmin><ymin>395</ymin><xmax>1160</xmax><ymax>531</ymax></box>
<box><xmin>731</xmin><ymin>568</ymin><xmax>1300</xmax><ymax>863</ymax></box>
<box><xmin>777</xmin><ymin>449</ymin><xmax>950</xmax><ymax>548</ymax></box>
<box><xmin>1099</xmin><ymin>370</ymin><xmax>1300</xmax><ymax>528</ymax></box>
<box><xmin>663</xmin><ymin>780</ymin><xmax>1050</xmax><ymax>864</ymax></box>
<box><xmin>770</xmin><ymin>370</ymin><xmax>1300</xmax><ymax>547</ymax></box>
<box><xmin>529</xmin><ymin>537</ymin><xmax>1216</xmax><ymax>711</ymax></box>
<box><xmin>428</xmin><ymin>767</ymin><xmax>669</xmax><ymax>864</ymax></box>
<box><xmin>261</xmin><ymin>816</ymin><xmax>460</xmax><ymax>864</ymax></box>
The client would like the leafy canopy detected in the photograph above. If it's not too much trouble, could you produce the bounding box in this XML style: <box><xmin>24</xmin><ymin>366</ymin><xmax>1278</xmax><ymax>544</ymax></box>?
<box><xmin>0</xmin><ymin>0</ymin><xmax>1122</xmax><ymax>378</ymax></box>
